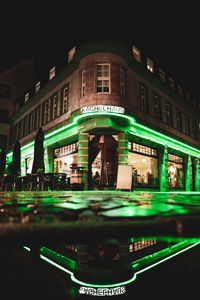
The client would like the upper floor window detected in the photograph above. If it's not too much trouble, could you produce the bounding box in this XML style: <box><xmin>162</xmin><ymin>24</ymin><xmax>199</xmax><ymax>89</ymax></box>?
<box><xmin>166</xmin><ymin>102</ymin><xmax>173</xmax><ymax>126</ymax></box>
<box><xmin>16</xmin><ymin>102</ymin><xmax>19</xmax><ymax>111</ymax></box>
<box><xmin>120</xmin><ymin>68</ymin><xmax>125</xmax><ymax>96</ymax></box>
<box><xmin>177</xmin><ymin>85</ymin><xmax>183</xmax><ymax>97</ymax></box>
<box><xmin>52</xmin><ymin>94</ymin><xmax>58</xmax><ymax>119</ymax></box>
<box><xmin>44</xmin><ymin>99</ymin><xmax>49</xmax><ymax>124</ymax></box>
<box><xmin>185</xmin><ymin>92</ymin><xmax>191</xmax><ymax>103</ymax></box>
<box><xmin>63</xmin><ymin>86</ymin><xmax>68</xmax><ymax>113</ymax></box>
<box><xmin>81</xmin><ymin>70</ymin><xmax>86</xmax><ymax>98</ymax></box>
<box><xmin>49</xmin><ymin>66</ymin><xmax>56</xmax><ymax>80</ymax></box>
<box><xmin>36</xmin><ymin>106</ymin><xmax>40</xmax><ymax>129</ymax></box>
<box><xmin>154</xmin><ymin>94</ymin><xmax>162</xmax><ymax>121</ymax></box>
<box><xmin>68</xmin><ymin>46</ymin><xmax>76</xmax><ymax>63</ymax></box>
<box><xmin>0</xmin><ymin>109</ymin><xmax>9</xmax><ymax>123</ymax></box>
<box><xmin>132</xmin><ymin>46</ymin><xmax>141</xmax><ymax>62</ymax></box>
<box><xmin>192</xmin><ymin>120</ymin><xmax>198</xmax><ymax>140</ymax></box>
<box><xmin>96</xmin><ymin>64</ymin><xmax>110</xmax><ymax>93</ymax></box>
<box><xmin>30</xmin><ymin>111</ymin><xmax>34</xmax><ymax>133</ymax></box>
<box><xmin>185</xmin><ymin>114</ymin><xmax>191</xmax><ymax>136</ymax></box>
<box><xmin>168</xmin><ymin>77</ymin><xmax>175</xmax><ymax>91</ymax></box>
<box><xmin>35</xmin><ymin>81</ymin><xmax>40</xmax><ymax>94</ymax></box>
<box><xmin>146</xmin><ymin>58</ymin><xmax>154</xmax><ymax>73</ymax></box>
<box><xmin>25</xmin><ymin>92</ymin><xmax>29</xmax><ymax>103</ymax></box>
<box><xmin>199</xmin><ymin>122</ymin><xmax>200</xmax><ymax>138</ymax></box>
<box><xmin>158</xmin><ymin>68</ymin><xmax>165</xmax><ymax>82</ymax></box>
<box><xmin>139</xmin><ymin>83</ymin><xmax>148</xmax><ymax>113</ymax></box>
<box><xmin>176</xmin><ymin>108</ymin><xmax>182</xmax><ymax>131</ymax></box>
<box><xmin>60</xmin><ymin>83</ymin><xmax>69</xmax><ymax>114</ymax></box>
<box><xmin>191</xmin><ymin>98</ymin><xmax>197</xmax><ymax>107</ymax></box>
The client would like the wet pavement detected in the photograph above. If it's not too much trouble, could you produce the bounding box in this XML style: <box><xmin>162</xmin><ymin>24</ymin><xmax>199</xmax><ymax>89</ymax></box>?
<box><xmin>1</xmin><ymin>191</ymin><xmax>200</xmax><ymax>243</ymax></box>
<box><xmin>1</xmin><ymin>191</ymin><xmax>200</xmax><ymax>299</ymax></box>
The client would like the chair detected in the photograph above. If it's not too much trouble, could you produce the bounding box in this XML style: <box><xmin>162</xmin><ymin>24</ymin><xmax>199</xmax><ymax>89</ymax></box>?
<box><xmin>15</xmin><ymin>176</ymin><xmax>22</xmax><ymax>191</ymax></box>
<box><xmin>37</xmin><ymin>172</ymin><xmax>45</xmax><ymax>191</ymax></box>
<box><xmin>4</xmin><ymin>175</ymin><xmax>15</xmax><ymax>191</ymax></box>
<box><xmin>0</xmin><ymin>176</ymin><xmax>6</xmax><ymax>191</ymax></box>
<box><xmin>22</xmin><ymin>175</ymin><xmax>29</xmax><ymax>191</ymax></box>
<box><xmin>58</xmin><ymin>173</ymin><xmax>67</xmax><ymax>190</ymax></box>
<box><xmin>30</xmin><ymin>174</ymin><xmax>37</xmax><ymax>191</ymax></box>
<box><xmin>52</xmin><ymin>173</ymin><xmax>59</xmax><ymax>191</ymax></box>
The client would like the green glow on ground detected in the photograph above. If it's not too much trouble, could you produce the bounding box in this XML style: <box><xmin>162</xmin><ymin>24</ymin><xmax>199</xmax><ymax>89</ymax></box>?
<box><xmin>23</xmin><ymin>240</ymin><xmax>200</xmax><ymax>288</ymax></box>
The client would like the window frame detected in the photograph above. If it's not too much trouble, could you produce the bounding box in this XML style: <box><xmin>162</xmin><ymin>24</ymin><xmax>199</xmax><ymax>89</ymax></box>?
<box><xmin>63</xmin><ymin>84</ymin><xmax>68</xmax><ymax>114</ymax></box>
<box><xmin>176</xmin><ymin>108</ymin><xmax>182</xmax><ymax>131</ymax></box>
<box><xmin>81</xmin><ymin>70</ymin><xmax>86</xmax><ymax>98</ymax></box>
<box><xmin>166</xmin><ymin>101</ymin><xmax>173</xmax><ymax>127</ymax></box>
<box><xmin>139</xmin><ymin>83</ymin><xmax>148</xmax><ymax>113</ymax></box>
<box><xmin>96</xmin><ymin>63</ymin><xmax>110</xmax><ymax>94</ymax></box>
<box><xmin>120</xmin><ymin>68</ymin><xmax>125</xmax><ymax>97</ymax></box>
<box><xmin>49</xmin><ymin>66</ymin><xmax>56</xmax><ymax>80</ymax></box>
<box><xmin>52</xmin><ymin>93</ymin><xmax>58</xmax><ymax>120</ymax></box>
<box><xmin>154</xmin><ymin>94</ymin><xmax>162</xmax><ymax>121</ymax></box>
<box><xmin>146</xmin><ymin>58</ymin><xmax>154</xmax><ymax>73</ymax></box>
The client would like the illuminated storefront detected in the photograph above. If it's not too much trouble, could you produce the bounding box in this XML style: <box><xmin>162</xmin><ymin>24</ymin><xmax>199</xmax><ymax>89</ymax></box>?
<box><xmin>128</xmin><ymin>142</ymin><xmax>158</xmax><ymax>188</ymax></box>
<box><xmin>168</xmin><ymin>153</ymin><xmax>184</xmax><ymax>189</ymax></box>
<box><xmin>90</xmin><ymin>135</ymin><xmax>118</xmax><ymax>187</ymax></box>
<box><xmin>6</xmin><ymin>105</ymin><xmax>200</xmax><ymax>191</ymax></box>
<box><xmin>53</xmin><ymin>142</ymin><xmax>78</xmax><ymax>174</ymax></box>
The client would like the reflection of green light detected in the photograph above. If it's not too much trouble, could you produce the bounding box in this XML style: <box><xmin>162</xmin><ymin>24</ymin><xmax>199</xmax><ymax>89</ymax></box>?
<box><xmin>23</xmin><ymin>240</ymin><xmax>200</xmax><ymax>288</ymax></box>
<box><xmin>23</xmin><ymin>246</ymin><xmax>136</xmax><ymax>287</ymax></box>
<box><xmin>133</xmin><ymin>241</ymin><xmax>200</xmax><ymax>277</ymax></box>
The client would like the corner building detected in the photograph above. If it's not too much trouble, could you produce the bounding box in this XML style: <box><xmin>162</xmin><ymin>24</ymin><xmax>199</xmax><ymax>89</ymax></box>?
<box><xmin>7</xmin><ymin>41</ymin><xmax>200</xmax><ymax>191</ymax></box>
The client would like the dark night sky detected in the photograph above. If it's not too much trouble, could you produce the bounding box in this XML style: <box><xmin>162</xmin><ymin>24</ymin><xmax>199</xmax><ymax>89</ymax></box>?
<box><xmin>1</xmin><ymin>3</ymin><xmax>200</xmax><ymax>100</ymax></box>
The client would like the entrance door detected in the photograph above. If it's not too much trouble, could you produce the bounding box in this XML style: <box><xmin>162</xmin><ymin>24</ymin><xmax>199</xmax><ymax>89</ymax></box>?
<box><xmin>88</xmin><ymin>135</ymin><xmax>118</xmax><ymax>188</ymax></box>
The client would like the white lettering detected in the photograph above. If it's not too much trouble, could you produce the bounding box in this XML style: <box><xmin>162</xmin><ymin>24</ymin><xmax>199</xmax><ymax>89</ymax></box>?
<box><xmin>81</xmin><ymin>105</ymin><xmax>125</xmax><ymax>114</ymax></box>
<box><xmin>79</xmin><ymin>286</ymin><xmax>126</xmax><ymax>296</ymax></box>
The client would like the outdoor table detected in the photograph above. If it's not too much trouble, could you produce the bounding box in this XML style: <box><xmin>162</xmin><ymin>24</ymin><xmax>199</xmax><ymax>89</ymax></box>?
<box><xmin>42</xmin><ymin>173</ymin><xmax>67</xmax><ymax>190</ymax></box>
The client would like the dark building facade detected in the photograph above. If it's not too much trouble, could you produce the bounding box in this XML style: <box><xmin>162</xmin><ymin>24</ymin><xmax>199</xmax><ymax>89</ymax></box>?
<box><xmin>6</xmin><ymin>41</ymin><xmax>200</xmax><ymax>191</ymax></box>
<box><xmin>0</xmin><ymin>57</ymin><xmax>34</xmax><ymax>150</ymax></box>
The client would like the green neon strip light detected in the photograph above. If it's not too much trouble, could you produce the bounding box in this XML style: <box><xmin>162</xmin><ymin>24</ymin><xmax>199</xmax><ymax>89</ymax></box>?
<box><xmin>130</xmin><ymin>123</ymin><xmax>200</xmax><ymax>155</ymax></box>
<box><xmin>23</xmin><ymin>240</ymin><xmax>200</xmax><ymax>288</ymax></box>
<box><xmin>6</xmin><ymin>111</ymin><xmax>135</xmax><ymax>158</ymax></box>
<box><xmin>7</xmin><ymin>110</ymin><xmax>200</xmax><ymax>158</ymax></box>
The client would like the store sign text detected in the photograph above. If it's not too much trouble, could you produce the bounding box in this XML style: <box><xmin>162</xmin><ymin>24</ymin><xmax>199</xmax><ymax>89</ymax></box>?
<box><xmin>81</xmin><ymin>105</ymin><xmax>125</xmax><ymax>114</ymax></box>
<box><xmin>79</xmin><ymin>286</ymin><xmax>126</xmax><ymax>296</ymax></box>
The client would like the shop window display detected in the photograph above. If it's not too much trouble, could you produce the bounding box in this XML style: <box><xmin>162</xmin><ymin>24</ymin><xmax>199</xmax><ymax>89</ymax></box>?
<box><xmin>128</xmin><ymin>142</ymin><xmax>158</xmax><ymax>188</ymax></box>
<box><xmin>168</xmin><ymin>153</ymin><xmax>184</xmax><ymax>189</ymax></box>
<box><xmin>53</xmin><ymin>142</ymin><xmax>78</xmax><ymax>175</ymax></box>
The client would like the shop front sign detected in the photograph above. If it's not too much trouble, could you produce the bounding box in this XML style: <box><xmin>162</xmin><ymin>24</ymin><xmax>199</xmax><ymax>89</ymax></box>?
<box><xmin>81</xmin><ymin>105</ymin><xmax>125</xmax><ymax>114</ymax></box>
